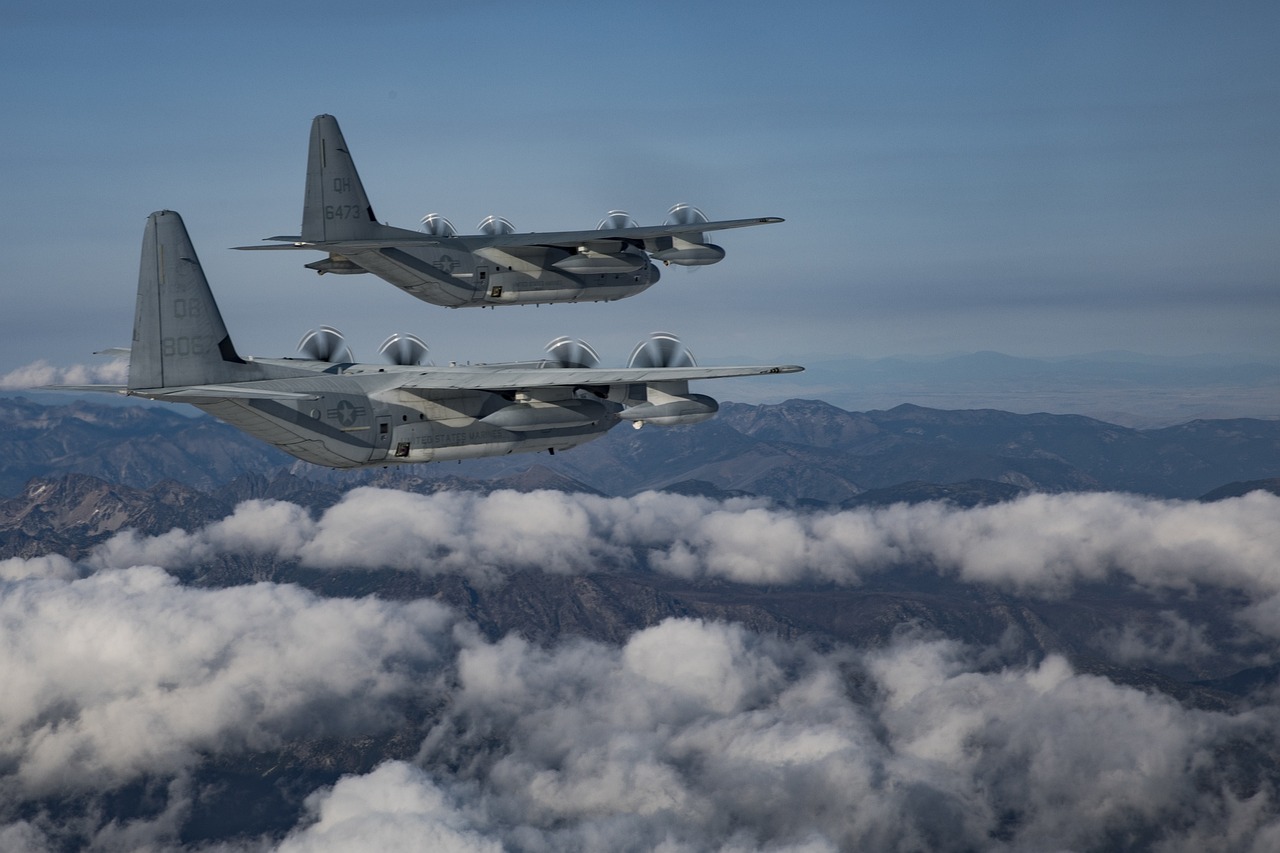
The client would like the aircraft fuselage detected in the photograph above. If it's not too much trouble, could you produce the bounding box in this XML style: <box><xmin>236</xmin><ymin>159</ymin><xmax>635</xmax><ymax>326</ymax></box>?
<box><xmin>194</xmin><ymin>365</ymin><xmax>619</xmax><ymax>468</ymax></box>
<box><xmin>318</xmin><ymin>245</ymin><xmax>661</xmax><ymax>307</ymax></box>
<box><xmin>234</xmin><ymin>115</ymin><xmax>776</xmax><ymax>309</ymax></box>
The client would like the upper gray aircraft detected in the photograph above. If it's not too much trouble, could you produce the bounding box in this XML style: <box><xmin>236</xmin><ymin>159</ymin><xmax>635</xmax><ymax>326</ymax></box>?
<box><xmin>57</xmin><ymin>211</ymin><xmax>800</xmax><ymax>469</ymax></box>
<box><xmin>236</xmin><ymin>115</ymin><xmax>783</xmax><ymax>307</ymax></box>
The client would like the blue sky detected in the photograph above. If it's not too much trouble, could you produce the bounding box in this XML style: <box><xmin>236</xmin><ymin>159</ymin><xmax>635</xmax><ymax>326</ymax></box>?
<box><xmin>3</xmin><ymin>0</ymin><xmax>1277</xmax><ymax>376</ymax></box>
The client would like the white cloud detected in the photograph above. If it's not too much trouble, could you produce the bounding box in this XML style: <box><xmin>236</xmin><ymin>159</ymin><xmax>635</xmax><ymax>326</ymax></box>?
<box><xmin>88</xmin><ymin>488</ymin><xmax>1280</xmax><ymax>611</ymax></box>
<box><xmin>296</xmin><ymin>487</ymin><xmax>623</xmax><ymax>578</ymax></box>
<box><xmin>1094</xmin><ymin>609</ymin><xmax>1218</xmax><ymax>668</ymax></box>
<box><xmin>650</xmin><ymin>490</ymin><xmax>1280</xmax><ymax>598</ymax></box>
<box><xmin>89</xmin><ymin>526</ymin><xmax>213</xmax><ymax>572</ymax></box>
<box><xmin>0</xmin><ymin>567</ymin><xmax>454</xmax><ymax>798</ymax></box>
<box><xmin>865</xmin><ymin>639</ymin><xmax>1207</xmax><ymax>847</ymax></box>
<box><xmin>88</xmin><ymin>488</ymin><xmax>760</xmax><ymax>582</ymax></box>
<box><xmin>398</xmin><ymin>620</ymin><xmax>1280</xmax><ymax>850</ymax></box>
<box><xmin>1239</xmin><ymin>594</ymin><xmax>1280</xmax><ymax>640</ymax></box>
<box><xmin>14</xmin><ymin>486</ymin><xmax>1279</xmax><ymax>847</ymax></box>
<box><xmin>0</xmin><ymin>359</ymin><xmax>127</xmax><ymax>390</ymax></box>
<box><xmin>277</xmin><ymin>761</ymin><xmax>501</xmax><ymax>853</ymax></box>
<box><xmin>622</xmin><ymin>617</ymin><xmax>785</xmax><ymax>715</ymax></box>
<box><xmin>890</xmin><ymin>491</ymin><xmax>1280</xmax><ymax>597</ymax></box>
<box><xmin>3</xmin><ymin>562</ymin><xmax>1278</xmax><ymax>849</ymax></box>
<box><xmin>205</xmin><ymin>497</ymin><xmax>320</xmax><ymax>556</ymax></box>
<box><xmin>0</xmin><ymin>822</ymin><xmax>53</xmax><ymax>853</ymax></box>
<box><xmin>0</xmin><ymin>554</ymin><xmax>79</xmax><ymax>582</ymax></box>
<box><xmin>87</xmin><ymin>498</ymin><xmax>318</xmax><ymax>572</ymax></box>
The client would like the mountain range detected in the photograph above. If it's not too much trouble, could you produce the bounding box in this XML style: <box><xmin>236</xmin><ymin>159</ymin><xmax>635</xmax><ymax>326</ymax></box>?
<box><xmin>764</xmin><ymin>350</ymin><xmax>1280</xmax><ymax>427</ymax></box>
<box><xmin>4</xmin><ymin>395</ymin><xmax>1277</xmax><ymax>506</ymax></box>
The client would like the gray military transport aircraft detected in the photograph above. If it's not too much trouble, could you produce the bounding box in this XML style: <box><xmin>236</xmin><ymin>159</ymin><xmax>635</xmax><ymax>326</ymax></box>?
<box><xmin>55</xmin><ymin>211</ymin><xmax>801</xmax><ymax>468</ymax></box>
<box><xmin>235</xmin><ymin>114</ymin><xmax>783</xmax><ymax>308</ymax></box>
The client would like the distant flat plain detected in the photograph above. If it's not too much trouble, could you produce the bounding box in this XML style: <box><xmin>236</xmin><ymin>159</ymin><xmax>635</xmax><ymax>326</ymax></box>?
<box><xmin>712</xmin><ymin>351</ymin><xmax>1280</xmax><ymax>428</ymax></box>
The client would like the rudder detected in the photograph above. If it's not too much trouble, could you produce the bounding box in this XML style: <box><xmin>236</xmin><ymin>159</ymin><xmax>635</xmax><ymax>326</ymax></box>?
<box><xmin>301</xmin><ymin>114</ymin><xmax>380</xmax><ymax>243</ymax></box>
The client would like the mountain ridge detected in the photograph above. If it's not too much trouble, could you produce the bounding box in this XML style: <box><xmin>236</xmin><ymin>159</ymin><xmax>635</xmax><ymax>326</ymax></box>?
<box><xmin>4</xmin><ymin>396</ymin><xmax>1277</xmax><ymax>503</ymax></box>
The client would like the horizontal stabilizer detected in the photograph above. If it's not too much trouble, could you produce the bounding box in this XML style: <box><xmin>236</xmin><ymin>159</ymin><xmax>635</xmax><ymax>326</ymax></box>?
<box><xmin>45</xmin><ymin>382</ymin><xmax>319</xmax><ymax>401</ymax></box>
<box><xmin>233</xmin><ymin>243</ymin><xmax>317</xmax><ymax>251</ymax></box>
<box><xmin>135</xmin><ymin>383</ymin><xmax>321</xmax><ymax>401</ymax></box>
<box><xmin>42</xmin><ymin>384</ymin><xmax>127</xmax><ymax>394</ymax></box>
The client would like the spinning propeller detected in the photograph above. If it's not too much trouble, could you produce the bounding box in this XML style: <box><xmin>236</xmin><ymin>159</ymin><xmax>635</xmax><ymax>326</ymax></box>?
<box><xmin>544</xmin><ymin>336</ymin><xmax>601</xmax><ymax>369</ymax></box>
<box><xmin>628</xmin><ymin>332</ymin><xmax>696</xmax><ymax>369</ymax></box>
<box><xmin>664</xmin><ymin>203</ymin><xmax>710</xmax><ymax>228</ymax></box>
<box><xmin>298</xmin><ymin>326</ymin><xmax>354</xmax><ymax>363</ymax></box>
<box><xmin>379</xmin><ymin>333</ymin><xmax>430</xmax><ymax>366</ymax></box>
<box><xmin>477</xmin><ymin>215</ymin><xmax>515</xmax><ymax>236</ymax></box>
<box><xmin>596</xmin><ymin>210</ymin><xmax>638</xmax><ymax>231</ymax></box>
<box><xmin>420</xmin><ymin>213</ymin><xmax>456</xmax><ymax>237</ymax></box>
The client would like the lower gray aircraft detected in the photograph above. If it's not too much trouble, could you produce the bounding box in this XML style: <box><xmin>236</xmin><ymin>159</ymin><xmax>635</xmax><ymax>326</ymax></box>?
<box><xmin>58</xmin><ymin>211</ymin><xmax>801</xmax><ymax>469</ymax></box>
<box><xmin>235</xmin><ymin>114</ymin><xmax>783</xmax><ymax>308</ymax></box>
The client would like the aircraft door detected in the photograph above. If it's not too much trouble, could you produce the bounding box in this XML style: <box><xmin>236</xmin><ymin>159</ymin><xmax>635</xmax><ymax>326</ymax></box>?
<box><xmin>476</xmin><ymin>265</ymin><xmax>496</xmax><ymax>299</ymax></box>
<box><xmin>370</xmin><ymin>416</ymin><xmax>392</xmax><ymax>461</ymax></box>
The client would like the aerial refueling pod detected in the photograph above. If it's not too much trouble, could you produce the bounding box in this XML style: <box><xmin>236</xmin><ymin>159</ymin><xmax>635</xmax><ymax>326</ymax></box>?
<box><xmin>479</xmin><ymin>398</ymin><xmax>612</xmax><ymax>432</ymax></box>
<box><xmin>651</xmin><ymin>204</ymin><xmax>726</xmax><ymax>266</ymax></box>
<box><xmin>552</xmin><ymin>247</ymin><xmax>650</xmax><ymax>274</ymax></box>
<box><xmin>649</xmin><ymin>236</ymin><xmax>726</xmax><ymax>266</ymax></box>
<box><xmin>552</xmin><ymin>211</ymin><xmax>652</xmax><ymax>274</ymax></box>
<box><xmin>619</xmin><ymin>393</ymin><xmax>719</xmax><ymax>428</ymax></box>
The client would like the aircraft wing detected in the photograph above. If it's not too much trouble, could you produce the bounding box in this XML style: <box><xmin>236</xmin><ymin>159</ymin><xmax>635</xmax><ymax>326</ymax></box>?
<box><xmin>234</xmin><ymin>217</ymin><xmax>784</xmax><ymax>252</ymax></box>
<box><xmin>453</xmin><ymin>217</ymin><xmax>784</xmax><ymax>252</ymax></box>
<box><xmin>49</xmin><ymin>365</ymin><xmax>801</xmax><ymax>403</ymax></box>
<box><xmin>390</xmin><ymin>363</ymin><xmax>803</xmax><ymax>391</ymax></box>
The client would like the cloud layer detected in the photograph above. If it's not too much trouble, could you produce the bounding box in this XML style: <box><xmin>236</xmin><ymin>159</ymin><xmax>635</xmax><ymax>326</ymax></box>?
<box><xmin>0</xmin><ymin>566</ymin><xmax>455</xmax><ymax>847</ymax></box>
<box><xmin>282</xmin><ymin>620</ymin><xmax>1280</xmax><ymax>852</ymax></box>
<box><xmin>0</xmin><ymin>358</ymin><xmax>128</xmax><ymax>390</ymax></box>
<box><xmin>92</xmin><ymin>486</ymin><xmax>1280</xmax><ymax>613</ymax></box>
<box><xmin>3</xmin><ymin>486</ymin><xmax>1279</xmax><ymax>849</ymax></box>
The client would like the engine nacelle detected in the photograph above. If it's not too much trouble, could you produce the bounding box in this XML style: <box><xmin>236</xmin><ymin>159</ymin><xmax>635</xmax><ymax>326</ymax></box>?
<box><xmin>479</xmin><ymin>398</ymin><xmax>611</xmax><ymax>432</ymax></box>
<box><xmin>305</xmin><ymin>254</ymin><xmax>368</xmax><ymax>275</ymax></box>
<box><xmin>649</xmin><ymin>236</ymin><xmax>726</xmax><ymax>266</ymax></box>
<box><xmin>619</xmin><ymin>393</ymin><xmax>718</xmax><ymax>427</ymax></box>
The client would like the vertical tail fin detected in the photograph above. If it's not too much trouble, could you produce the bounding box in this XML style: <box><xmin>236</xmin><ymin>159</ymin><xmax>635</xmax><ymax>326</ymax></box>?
<box><xmin>128</xmin><ymin>211</ymin><xmax>247</xmax><ymax>390</ymax></box>
<box><xmin>301</xmin><ymin>114</ymin><xmax>381</xmax><ymax>243</ymax></box>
